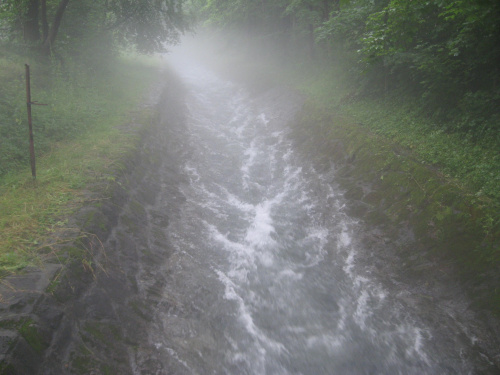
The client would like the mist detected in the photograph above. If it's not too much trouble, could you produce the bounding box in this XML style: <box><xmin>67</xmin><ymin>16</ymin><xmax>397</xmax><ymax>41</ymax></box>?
<box><xmin>1</xmin><ymin>1</ymin><xmax>499</xmax><ymax>373</ymax></box>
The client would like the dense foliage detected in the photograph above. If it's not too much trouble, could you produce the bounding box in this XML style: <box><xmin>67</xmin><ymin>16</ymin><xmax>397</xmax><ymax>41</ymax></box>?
<box><xmin>194</xmin><ymin>0</ymin><xmax>500</xmax><ymax>137</ymax></box>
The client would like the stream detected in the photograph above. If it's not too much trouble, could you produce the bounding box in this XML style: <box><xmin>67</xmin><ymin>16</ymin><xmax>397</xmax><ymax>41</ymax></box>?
<box><xmin>125</xmin><ymin>52</ymin><xmax>499</xmax><ymax>375</ymax></box>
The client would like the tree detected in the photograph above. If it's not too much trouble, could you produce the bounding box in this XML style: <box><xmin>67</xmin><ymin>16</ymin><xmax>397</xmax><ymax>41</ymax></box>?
<box><xmin>359</xmin><ymin>0</ymin><xmax>500</xmax><ymax>122</ymax></box>
<box><xmin>0</xmin><ymin>0</ymin><xmax>188</xmax><ymax>54</ymax></box>
<box><xmin>24</xmin><ymin>0</ymin><xmax>41</xmax><ymax>43</ymax></box>
<box><xmin>0</xmin><ymin>0</ymin><xmax>70</xmax><ymax>52</ymax></box>
<box><xmin>193</xmin><ymin>0</ymin><xmax>499</xmax><ymax>133</ymax></box>
<box><xmin>105</xmin><ymin>0</ymin><xmax>188</xmax><ymax>53</ymax></box>
<box><xmin>42</xmin><ymin>0</ymin><xmax>70</xmax><ymax>53</ymax></box>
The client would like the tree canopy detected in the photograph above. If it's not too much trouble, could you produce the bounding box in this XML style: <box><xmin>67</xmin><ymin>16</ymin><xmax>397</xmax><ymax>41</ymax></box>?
<box><xmin>194</xmin><ymin>0</ymin><xmax>500</xmax><ymax>136</ymax></box>
<box><xmin>0</xmin><ymin>0</ymin><xmax>188</xmax><ymax>55</ymax></box>
<box><xmin>1</xmin><ymin>0</ymin><xmax>498</xmax><ymax>135</ymax></box>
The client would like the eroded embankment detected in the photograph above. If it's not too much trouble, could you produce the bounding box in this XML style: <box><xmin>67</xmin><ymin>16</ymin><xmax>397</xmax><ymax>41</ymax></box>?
<box><xmin>289</xmin><ymin>100</ymin><xmax>500</xmax><ymax>367</ymax></box>
<box><xmin>0</xmin><ymin>70</ymin><xmax>189</xmax><ymax>374</ymax></box>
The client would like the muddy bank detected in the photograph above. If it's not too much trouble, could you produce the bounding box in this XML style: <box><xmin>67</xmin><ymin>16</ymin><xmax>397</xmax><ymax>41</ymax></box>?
<box><xmin>0</xmin><ymin>69</ymin><xmax>189</xmax><ymax>374</ymax></box>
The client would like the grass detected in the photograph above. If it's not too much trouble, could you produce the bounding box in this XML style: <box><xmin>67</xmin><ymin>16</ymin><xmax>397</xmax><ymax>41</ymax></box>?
<box><xmin>313</xmin><ymin>70</ymin><xmax>498</xmax><ymax>189</ymax></box>
<box><xmin>0</xmin><ymin>52</ymin><xmax>163</xmax><ymax>275</ymax></box>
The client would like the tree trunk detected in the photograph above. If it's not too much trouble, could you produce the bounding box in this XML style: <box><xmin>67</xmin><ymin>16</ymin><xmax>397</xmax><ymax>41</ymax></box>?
<box><xmin>41</xmin><ymin>0</ymin><xmax>49</xmax><ymax>41</ymax></box>
<box><xmin>24</xmin><ymin>0</ymin><xmax>40</xmax><ymax>43</ymax></box>
<box><xmin>42</xmin><ymin>0</ymin><xmax>71</xmax><ymax>54</ymax></box>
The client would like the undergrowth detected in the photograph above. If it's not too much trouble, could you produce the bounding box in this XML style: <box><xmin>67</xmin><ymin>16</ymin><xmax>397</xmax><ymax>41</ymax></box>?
<box><xmin>0</xmin><ymin>50</ymin><xmax>162</xmax><ymax>275</ymax></box>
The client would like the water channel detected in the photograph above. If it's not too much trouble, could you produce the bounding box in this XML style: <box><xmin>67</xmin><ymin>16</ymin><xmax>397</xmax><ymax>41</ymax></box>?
<box><xmin>128</xmin><ymin>52</ymin><xmax>498</xmax><ymax>374</ymax></box>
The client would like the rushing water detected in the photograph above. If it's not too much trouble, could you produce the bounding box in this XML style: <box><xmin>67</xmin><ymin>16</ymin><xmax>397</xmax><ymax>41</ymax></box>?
<box><xmin>136</xmin><ymin>55</ymin><xmax>496</xmax><ymax>375</ymax></box>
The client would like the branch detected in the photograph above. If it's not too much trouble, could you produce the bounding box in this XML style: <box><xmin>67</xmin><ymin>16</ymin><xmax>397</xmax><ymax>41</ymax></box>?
<box><xmin>41</xmin><ymin>0</ymin><xmax>48</xmax><ymax>41</ymax></box>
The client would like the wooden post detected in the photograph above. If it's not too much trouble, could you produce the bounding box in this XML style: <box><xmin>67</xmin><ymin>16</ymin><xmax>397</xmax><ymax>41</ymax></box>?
<box><xmin>25</xmin><ymin>64</ymin><xmax>36</xmax><ymax>179</ymax></box>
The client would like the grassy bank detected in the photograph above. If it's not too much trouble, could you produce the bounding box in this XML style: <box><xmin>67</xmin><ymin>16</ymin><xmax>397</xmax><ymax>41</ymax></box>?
<box><xmin>297</xmin><ymin>64</ymin><xmax>500</xmax><ymax>210</ymax></box>
<box><xmin>295</xmin><ymin>64</ymin><xmax>499</xmax><ymax>248</ymax></box>
<box><xmin>0</xmin><ymin>52</ymin><xmax>162</xmax><ymax>275</ymax></box>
